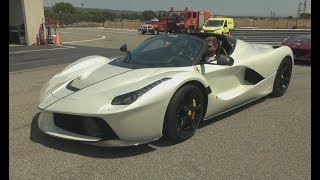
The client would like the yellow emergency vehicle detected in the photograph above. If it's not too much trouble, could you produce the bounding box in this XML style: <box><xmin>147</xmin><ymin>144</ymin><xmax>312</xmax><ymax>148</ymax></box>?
<box><xmin>201</xmin><ymin>17</ymin><xmax>234</xmax><ymax>35</ymax></box>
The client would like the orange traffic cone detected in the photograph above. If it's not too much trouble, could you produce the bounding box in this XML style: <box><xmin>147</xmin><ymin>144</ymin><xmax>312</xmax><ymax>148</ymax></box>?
<box><xmin>55</xmin><ymin>32</ymin><xmax>61</xmax><ymax>46</ymax></box>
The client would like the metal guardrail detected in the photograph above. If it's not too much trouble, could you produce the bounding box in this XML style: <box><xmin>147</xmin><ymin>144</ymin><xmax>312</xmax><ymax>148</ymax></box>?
<box><xmin>232</xmin><ymin>28</ymin><xmax>311</xmax><ymax>45</ymax></box>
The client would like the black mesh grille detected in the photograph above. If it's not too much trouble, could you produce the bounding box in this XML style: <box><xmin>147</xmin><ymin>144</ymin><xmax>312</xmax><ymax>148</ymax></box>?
<box><xmin>53</xmin><ymin>113</ymin><xmax>118</xmax><ymax>140</ymax></box>
<box><xmin>292</xmin><ymin>48</ymin><xmax>310</xmax><ymax>57</ymax></box>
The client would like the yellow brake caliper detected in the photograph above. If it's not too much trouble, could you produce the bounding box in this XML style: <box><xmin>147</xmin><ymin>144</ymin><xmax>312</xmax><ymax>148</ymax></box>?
<box><xmin>191</xmin><ymin>99</ymin><xmax>196</xmax><ymax>119</ymax></box>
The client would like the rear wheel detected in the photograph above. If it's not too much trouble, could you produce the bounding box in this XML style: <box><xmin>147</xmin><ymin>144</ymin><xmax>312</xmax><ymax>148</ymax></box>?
<box><xmin>153</xmin><ymin>29</ymin><xmax>158</xmax><ymax>35</ymax></box>
<box><xmin>163</xmin><ymin>85</ymin><xmax>205</xmax><ymax>142</ymax></box>
<box><xmin>271</xmin><ymin>57</ymin><xmax>293</xmax><ymax>97</ymax></box>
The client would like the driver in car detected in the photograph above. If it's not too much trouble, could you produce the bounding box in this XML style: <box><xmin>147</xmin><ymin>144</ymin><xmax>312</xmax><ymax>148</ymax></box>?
<box><xmin>164</xmin><ymin>38</ymin><xmax>186</xmax><ymax>56</ymax></box>
<box><xmin>204</xmin><ymin>36</ymin><xmax>219</xmax><ymax>64</ymax></box>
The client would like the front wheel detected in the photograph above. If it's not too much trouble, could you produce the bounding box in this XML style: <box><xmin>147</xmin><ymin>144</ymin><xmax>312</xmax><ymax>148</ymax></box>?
<box><xmin>187</xmin><ymin>27</ymin><xmax>195</xmax><ymax>33</ymax></box>
<box><xmin>163</xmin><ymin>85</ymin><xmax>205</xmax><ymax>142</ymax></box>
<box><xmin>271</xmin><ymin>57</ymin><xmax>293</xmax><ymax>97</ymax></box>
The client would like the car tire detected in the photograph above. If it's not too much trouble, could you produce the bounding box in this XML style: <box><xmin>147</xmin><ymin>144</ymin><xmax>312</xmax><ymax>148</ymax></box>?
<box><xmin>271</xmin><ymin>57</ymin><xmax>293</xmax><ymax>97</ymax></box>
<box><xmin>141</xmin><ymin>31</ymin><xmax>145</xmax><ymax>35</ymax></box>
<box><xmin>163</xmin><ymin>84</ymin><xmax>205</xmax><ymax>142</ymax></box>
<box><xmin>153</xmin><ymin>29</ymin><xmax>158</xmax><ymax>35</ymax></box>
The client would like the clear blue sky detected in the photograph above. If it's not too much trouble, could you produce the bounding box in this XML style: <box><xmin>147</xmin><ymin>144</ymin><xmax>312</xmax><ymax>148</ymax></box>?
<box><xmin>43</xmin><ymin>0</ymin><xmax>311</xmax><ymax>17</ymax></box>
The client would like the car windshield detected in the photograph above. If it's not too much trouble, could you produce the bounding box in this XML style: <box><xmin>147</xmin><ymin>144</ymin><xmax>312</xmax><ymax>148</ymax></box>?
<box><xmin>204</xmin><ymin>20</ymin><xmax>224</xmax><ymax>27</ymax></box>
<box><xmin>120</xmin><ymin>35</ymin><xmax>205</xmax><ymax>67</ymax></box>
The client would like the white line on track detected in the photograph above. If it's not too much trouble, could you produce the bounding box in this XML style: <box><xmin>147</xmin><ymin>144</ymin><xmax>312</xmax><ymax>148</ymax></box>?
<box><xmin>63</xmin><ymin>36</ymin><xmax>106</xmax><ymax>44</ymax></box>
<box><xmin>65</xmin><ymin>27</ymin><xmax>137</xmax><ymax>32</ymax></box>
<box><xmin>61</xmin><ymin>28</ymin><xmax>137</xmax><ymax>35</ymax></box>
<box><xmin>10</xmin><ymin>55</ymin><xmax>81</xmax><ymax>66</ymax></box>
<box><xmin>104</xmin><ymin>28</ymin><xmax>137</xmax><ymax>32</ymax></box>
<box><xmin>10</xmin><ymin>63</ymin><xmax>70</xmax><ymax>74</ymax></box>
<box><xmin>9</xmin><ymin>44</ymin><xmax>24</xmax><ymax>47</ymax></box>
<box><xmin>89</xmin><ymin>30</ymin><xmax>137</xmax><ymax>35</ymax></box>
<box><xmin>10</xmin><ymin>56</ymin><xmax>118</xmax><ymax>74</ymax></box>
<box><xmin>9</xmin><ymin>45</ymin><xmax>76</xmax><ymax>54</ymax></box>
<box><xmin>59</xmin><ymin>31</ymin><xmax>105</xmax><ymax>36</ymax></box>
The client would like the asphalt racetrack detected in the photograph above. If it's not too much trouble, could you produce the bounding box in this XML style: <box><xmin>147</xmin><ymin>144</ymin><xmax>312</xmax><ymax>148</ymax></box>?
<box><xmin>9</xmin><ymin>28</ymin><xmax>311</xmax><ymax>179</ymax></box>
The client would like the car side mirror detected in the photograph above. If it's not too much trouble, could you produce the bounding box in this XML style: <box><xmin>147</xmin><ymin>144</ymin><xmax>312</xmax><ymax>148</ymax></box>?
<box><xmin>120</xmin><ymin>44</ymin><xmax>127</xmax><ymax>52</ymax></box>
<box><xmin>217</xmin><ymin>54</ymin><xmax>234</xmax><ymax>66</ymax></box>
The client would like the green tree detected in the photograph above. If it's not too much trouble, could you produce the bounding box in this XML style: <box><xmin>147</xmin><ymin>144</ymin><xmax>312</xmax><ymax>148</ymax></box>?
<box><xmin>130</xmin><ymin>13</ymin><xmax>140</xmax><ymax>20</ymax></box>
<box><xmin>142</xmin><ymin>10</ymin><xmax>157</xmax><ymax>21</ymax></box>
<box><xmin>52</xmin><ymin>2</ymin><xmax>76</xmax><ymax>14</ymax></box>
<box><xmin>287</xmin><ymin>16</ymin><xmax>293</xmax><ymax>19</ymax></box>
<box><xmin>121</xmin><ymin>13</ymin><xmax>138</xmax><ymax>20</ymax></box>
<box><xmin>102</xmin><ymin>11</ymin><xmax>117</xmax><ymax>21</ymax></box>
<box><xmin>299</xmin><ymin>13</ymin><xmax>311</xmax><ymax>19</ymax></box>
<box><xmin>88</xmin><ymin>10</ymin><xmax>104</xmax><ymax>22</ymax></box>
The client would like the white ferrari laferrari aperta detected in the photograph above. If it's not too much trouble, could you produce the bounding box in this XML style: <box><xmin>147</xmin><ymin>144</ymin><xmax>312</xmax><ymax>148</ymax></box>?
<box><xmin>37</xmin><ymin>33</ymin><xmax>293</xmax><ymax>147</ymax></box>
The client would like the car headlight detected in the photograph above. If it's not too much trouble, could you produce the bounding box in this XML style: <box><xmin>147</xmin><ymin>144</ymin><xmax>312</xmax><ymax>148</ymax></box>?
<box><xmin>111</xmin><ymin>78</ymin><xmax>171</xmax><ymax>105</ymax></box>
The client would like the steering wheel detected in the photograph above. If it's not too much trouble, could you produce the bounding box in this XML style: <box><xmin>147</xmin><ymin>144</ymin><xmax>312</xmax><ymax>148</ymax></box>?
<box><xmin>167</xmin><ymin>55</ymin><xmax>190</xmax><ymax>66</ymax></box>
<box><xmin>180</xmin><ymin>40</ymin><xmax>197</xmax><ymax>60</ymax></box>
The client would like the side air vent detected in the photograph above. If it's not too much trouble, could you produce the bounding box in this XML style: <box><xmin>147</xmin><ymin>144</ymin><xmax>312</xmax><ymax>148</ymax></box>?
<box><xmin>244</xmin><ymin>68</ymin><xmax>264</xmax><ymax>84</ymax></box>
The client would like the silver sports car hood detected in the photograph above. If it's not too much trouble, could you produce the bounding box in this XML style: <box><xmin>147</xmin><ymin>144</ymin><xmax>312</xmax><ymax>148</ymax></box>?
<box><xmin>67</xmin><ymin>62</ymin><xmax>133</xmax><ymax>90</ymax></box>
<box><xmin>39</xmin><ymin>56</ymin><xmax>109</xmax><ymax>101</ymax></box>
<box><xmin>39</xmin><ymin>56</ymin><xmax>160</xmax><ymax>105</ymax></box>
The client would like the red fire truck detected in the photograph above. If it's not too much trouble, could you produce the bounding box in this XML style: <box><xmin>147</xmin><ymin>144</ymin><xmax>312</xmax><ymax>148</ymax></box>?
<box><xmin>158</xmin><ymin>7</ymin><xmax>214</xmax><ymax>33</ymax></box>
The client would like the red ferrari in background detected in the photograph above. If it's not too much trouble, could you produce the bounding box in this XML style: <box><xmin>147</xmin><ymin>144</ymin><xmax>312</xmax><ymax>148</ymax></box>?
<box><xmin>281</xmin><ymin>34</ymin><xmax>311</xmax><ymax>61</ymax></box>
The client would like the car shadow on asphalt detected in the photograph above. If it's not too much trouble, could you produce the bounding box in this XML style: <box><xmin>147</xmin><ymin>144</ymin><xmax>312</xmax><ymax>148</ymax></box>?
<box><xmin>29</xmin><ymin>113</ymin><xmax>157</xmax><ymax>158</ymax></box>
<box><xmin>294</xmin><ymin>59</ymin><xmax>311</xmax><ymax>66</ymax></box>
<box><xmin>150</xmin><ymin>137</ymin><xmax>183</xmax><ymax>147</ymax></box>
<box><xmin>198</xmin><ymin>97</ymin><xmax>267</xmax><ymax>129</ymax></box>
<box><xmin>29</xmin><ymin>97</ymin><xmax>268</xmax><ymax>152</ymax></box>
<box><xmin>151</xmin><ymin>97</ymin><xmax>268</xmax><ymax>147</ymax></box>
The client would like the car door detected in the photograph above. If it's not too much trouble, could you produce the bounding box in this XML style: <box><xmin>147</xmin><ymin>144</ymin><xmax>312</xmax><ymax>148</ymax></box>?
<box><xmin>200</xmin><ymin>59</ymin><xmax>260</xmax><ymax>118</ymax></box>
<box><xmin>188</xmin><ymin>34</ymin><xmax>262</xmax><ymax>117</ymax></box>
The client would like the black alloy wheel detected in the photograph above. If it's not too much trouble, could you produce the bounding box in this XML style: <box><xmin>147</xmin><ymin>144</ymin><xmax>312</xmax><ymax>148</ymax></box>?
<box><xmin>163</xmin><ymin>85</ymin><xmax>205</xmax><ymax>142</ymax></box>
<box><xmin>271</xmin><ymin>57</ymin><xmax>293</xmax><ymax>97</ymax></box>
